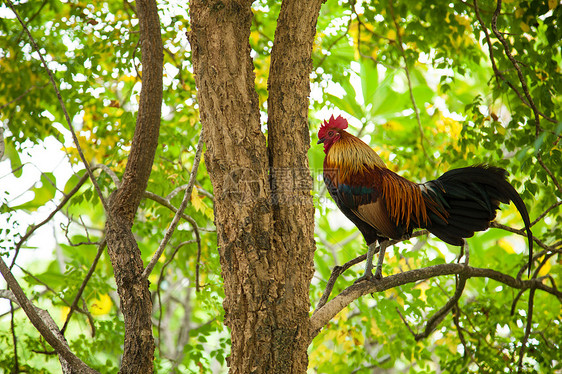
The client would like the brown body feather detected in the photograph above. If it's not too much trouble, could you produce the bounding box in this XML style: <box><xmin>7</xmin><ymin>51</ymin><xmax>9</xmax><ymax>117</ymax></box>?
<box><xmin>324</xmin><ymin>131</ymin><xmax>436</xmax><ymax>240</ymax></box>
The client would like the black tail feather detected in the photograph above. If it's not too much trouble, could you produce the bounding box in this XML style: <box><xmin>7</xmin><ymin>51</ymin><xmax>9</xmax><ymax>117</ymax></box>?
<box><xmin>423</xmin><ymin>165</ymin><xmax>533</xmax><ymax>276</ymax></box>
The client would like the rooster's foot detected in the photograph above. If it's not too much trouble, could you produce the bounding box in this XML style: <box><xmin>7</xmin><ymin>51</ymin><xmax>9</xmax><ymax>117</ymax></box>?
<box><xmin>354</xmin><ymin>270</ymin><xmax>381</xmax><ymax>284</ymax></box>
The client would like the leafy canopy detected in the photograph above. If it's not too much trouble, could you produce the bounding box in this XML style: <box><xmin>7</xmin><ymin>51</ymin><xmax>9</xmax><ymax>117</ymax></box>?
<box><xmin>0</xmin><ymin>0</ymin><xmax>560</xmax><ymax>373</ymax></box>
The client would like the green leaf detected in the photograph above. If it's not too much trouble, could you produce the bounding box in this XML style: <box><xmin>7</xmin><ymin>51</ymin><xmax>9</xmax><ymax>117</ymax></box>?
<box><xmin>533</xmin><ymin>131</ymin><xmax>547</xmax><ymax>154</ymax></box>
<box><xmin>63</xmin><ymin>171</ymin><xmax>86</xmax><ymax>195</ymax></box>
<box><xmin>12</xmin><ymin>172</ymin><xmax>57</xmax><ymax>211</ymax></box>
<box><xmin>4</xmin><ymin>140</ymin><xmax>23</xmax><ymax>178</ymax></box>
<box><xmin>360</xmin><ymin>59</ymin><xmax>379</xmax><ymax>105</ymax></box>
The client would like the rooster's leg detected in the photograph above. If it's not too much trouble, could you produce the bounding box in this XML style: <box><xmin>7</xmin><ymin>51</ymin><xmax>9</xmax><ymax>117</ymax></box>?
<box><xmin>373</xmin><ymin>240</ymin><xmax>387</xmax><ymax>280</ymax></box>
<box><xmin>355</xmin><ymin>241</ymin><xmax>380</xmax><ymax>283</ymax></box>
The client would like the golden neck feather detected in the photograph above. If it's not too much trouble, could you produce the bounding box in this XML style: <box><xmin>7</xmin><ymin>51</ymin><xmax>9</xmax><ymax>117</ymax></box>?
<box><xmin>326</xmin><ymin>131</ymin><xmax>387</xmax><ymax>173</ymax></box>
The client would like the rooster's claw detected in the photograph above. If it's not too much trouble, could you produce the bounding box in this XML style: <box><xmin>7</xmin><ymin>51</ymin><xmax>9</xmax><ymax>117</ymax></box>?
<box><xmin>354</xmin><ymin>270</ymin><xmax>381</xmax><ymax>284</ymax></box>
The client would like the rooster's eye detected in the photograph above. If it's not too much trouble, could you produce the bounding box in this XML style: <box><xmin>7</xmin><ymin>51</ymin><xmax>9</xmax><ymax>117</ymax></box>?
<box><xmin>328</xmin><ymin>131</ymin><xmax>334</xmax><ymax>136</ymax></box>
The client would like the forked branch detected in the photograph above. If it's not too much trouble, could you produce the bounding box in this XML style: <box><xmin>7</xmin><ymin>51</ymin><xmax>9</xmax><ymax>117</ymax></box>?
<box><xmin>0</xmin><ymin>257</ymin><xmax>100</xmax><ymax>374</ymax></box>
<box><xmin>314</xmin><ymin>230</ymin><xmax>429</xmax><ymax>312</ymax></box>
<box><xmin>142</xmin><ymin>135</ymin><xmax>204</xmax><ymax>281</ymax></box>
<box><xmin>309</xmin><ymin>263</ymin><xmax>562</xmax><ymax>341</ymax></box>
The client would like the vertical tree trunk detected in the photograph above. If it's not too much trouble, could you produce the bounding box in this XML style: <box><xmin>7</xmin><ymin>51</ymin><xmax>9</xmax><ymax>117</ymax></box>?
<box><xmin>188</xmin><ymin>0</ymin><xmax>321</xmax><ymax>372</ymax></box>
<box><xmin>104</xmin><ymin>0</ymin><xmax>163</xmax><ymax>373</ymax></box>
<box><xmin>266</xmin><ymin>0</ymin><xmax>323</xmax><ymax>371</ymax></box>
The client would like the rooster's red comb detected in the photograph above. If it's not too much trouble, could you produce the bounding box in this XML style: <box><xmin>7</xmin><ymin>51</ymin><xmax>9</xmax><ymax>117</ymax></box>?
<box><xmin>318</xmin><ymin>115</ymin><xmax>348</xmax><ymax>139</ymax></box>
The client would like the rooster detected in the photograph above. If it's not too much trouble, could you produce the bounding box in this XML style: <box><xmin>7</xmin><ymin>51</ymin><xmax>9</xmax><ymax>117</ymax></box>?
<box><xmin>317</xmin><ymin>115</ymin><xmax>533</xmax><ymax>281</ymax></box>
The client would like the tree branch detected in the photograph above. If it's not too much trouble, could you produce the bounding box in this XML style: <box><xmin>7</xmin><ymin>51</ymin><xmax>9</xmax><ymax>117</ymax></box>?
<box><xmin>309</xmin><ymin>263</ymin><xmax>562</xmax><ymax>341</ymax></box>
<box><xmin>94</xmin><ymin>163</ymin><xmax>121</xmax><ymax>188</ymax></box>
<box><xmin>0</xmin><ymin>258</ymin><xmax>100</xmax><ymax>373</ymax></box>
<box><xmin>491</xmin><ymin>221</ymin><xmax>555</xmax><ymax>253</ymax></box>
<box><xmin>530</xmin><ymin>200</ymin><xmax>562</xmax><ymax>227</ymax></box>
<box><xmin>103</xmin><ymin>0</ymin><xmax>163</xmax><ymax>372</ymax></box>
<box><xmin>0</xmin><ymin>83</ymin><xmax>49</xmax><ymax>111</ymax></box>
<box><xmin>142</xmin><ymin>190</ymin><xmax>202</xmax><ymax>284</ymax></box>
<box><xmin>472</xmin><ymin>0</ymin><xmax>557</xmax><ymax>125</ymax></box>
<box><xmin>400</xmin><ymin>243</ymin><xmax>471</xmax><ymax>341</ymax></box>
<box><xmin>491</xmin><ymin>0</ymin><xmax>537</xmax><ymax>134</ymax></box>
<box><xmin>10</xmin><ymin>299</ymin><xmax>19</xmax><ymax>372</ymax></box>
<box><xmin>313</xmin><ymin>230</ymin><xmax>429</xmax><ymax>312</ymax></box>
<box><xmin>536</xmin><ymin>156</ymin><xmax>562</xmax><ymax>196</ymax></box>
<box><xmin>452</xmin><ymin>304</ymin><xmax>470</xmax><ymax>360</ymax></box>
<box><xmin>403</xmin><ymin>274</ymin><xmax>468</xmax><ymax>341</ymax></box>
<box><xmin>518</xmin><ymin>287</ymin><xmax>535</xmax><ymax>370</ymax></box>
<box><xmin>61</xmin><ymin>239</ymin><xmax>106</xmax><ymax>335</ymax></box>
<box><xmin>316</xmin><ymin>16</ymin><xmax>352</xmax><ymax>69</ymax></box>
<box><xmin>142</xmin><ymin>135</ymin><xmax>204</xmax><ymax>280</ymax></box>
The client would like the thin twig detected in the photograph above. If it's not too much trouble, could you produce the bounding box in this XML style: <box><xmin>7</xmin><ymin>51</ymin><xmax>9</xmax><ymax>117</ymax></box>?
<box><xmin>0</xmin><ymin>83</ymin><xmax>49</xmax><ymax>111</ymax></box>
<box><xmin>530</xmin><ymin>200</ymin><xmax>562</xmax><ymax>227</ymax></box>
<box><xmin>94</xmin><ymin>163</ymin><xmax>121</xmax><ymax>188</ymax></box>
<box><xmin>316</xmin><ymin>17</ymin><xmax>352</xmax><ymax>69</ymax></box>
<box><xmin>14</xmin><ymin>0</ymin><xmax>48</xmax><ymax>43</ymax></box>
<box><xmin>388</xmin><ymin>0</ymin><xmax>429</xmax><ymax>160</ymax></box>
<box><xmin>536</xmin><ymin>156</ymin><xmax>562</xmax><ymax>195</ymax></box>
<box><xmin>143</xmin><ymin>191</ymin><xmax>202</xmax><ymax>235</ymax></box>
<box><xmin>7</xmin><ymin>1</ymin><xmax>109</xmax><ymax>215</ymax></box>
<box><xmin>62</xmin><ymin>215</ymin><xmax>100</xmax><ymax>247</ymax></box>
<box><xmin>491</xmin><ymin>221</ymin><xmax>553</xmax><ymax>252</ymax></box>
<box><xmin>61</xmin><ymin>239</ymin><xmax>106</xmax><ymax>335</ymax></box>
<box><xmin>142</xmin><ymin>136</ymin><xmax>204</xmax><ymax>280</ymax></box>
<box><xmin>195</xmin><ymin>185</ymin><xmax>214</xmax><ymax>200</ymax></box>
<box><xmin>518</xmin><ymin>287</ymin><xmax>535</xmax><ymax>371</ymax></box>
<box><xmin>396</xmin><ymin>307</ymin><xmax>417</xmax><ymax>336</ymax></box>
<box><xmin>10</xmin><ymin>300</ymin><xmax>19</xmax><ymax>372</ymax></box>
<box><xmin>351</xmin><ymin>1</ymin><xmax>395</xmax><ymax>43</ymax></box>
<box><xmin>315</xmin><ymin>230</ymin><xmax>361</xmax><ymax>266</ymax></box>
<box><xmin>10</xmin><ymin>164</ymin><xmax>110</xmax><ymax>268</ymax></box>
<box><xmin>156</xmin><ymin>240</ymin><xmax>196</xmax><ymax>353</ymax></box>
<box><xmin>511</xmin><ymin>252</ymin><xmax>553</xmax><ymax>315</ymax></box>
<box><xmin>15</xmin><ymin>265</ymin><xmax>70</xmax><ymax>307</ymax></box>
<box><xmin>13</xmin><ymin>263</ymin><xmax>94</xmax><ymax>337</ymax></box>
<box><xmin>413</xmin><ymin>274</ymin><xmax>468</xmax><ymax>341</ymax></box>
<box><xmin>473</xmin><ymin>0</ymin><xmax>557</xmax><ymax>124</ymax></box>
<box><xmin>10</xmin><ymin>172</ymin><xmax>89</xmax><ymax>269</ymax></box>
<box><xmin>132</xmin><ymin>37</ymin><xmax>142</xmax><ymax>80</ymax></box>
<box><xmin>492</xmin><ymin>0</ymin><xmax>537</xmax><ymax>135</ymax></box>
<box><xmin>314</xmin><ymin>254</ymin><xmax>368</xmax><ymax>312</ymax></box>
<box><xmin>80</xmin><ymin>297</ymin><xmax>96</xmax><ymax>338</ymax></box>
<box><xmin>351</xmin><ymin>2</ymin><xmax>399</xmax><ymax>70</ymax></box>
<box><xmin>166</xmin><ymin>184</ymin><xmax>190</xmax><ymax>201</ymax></box>
<box><xmin>399</xmin><ymin>244</ymin><xmax>469</xmax><ymax>342</ymax></box>
<box><xmin>452</xmin><ymin>304</ymin><xmax>470</xmax><ymax>361</ymax></box>
<box><xmin>516</xmin><ymin>247</ymin><xmax>562</xmax><ymax>281</ymax></box>
<box><xmin>491</xmin><ymin>0</ymin><xmax>561</xmax><ymax>196</ymax></box>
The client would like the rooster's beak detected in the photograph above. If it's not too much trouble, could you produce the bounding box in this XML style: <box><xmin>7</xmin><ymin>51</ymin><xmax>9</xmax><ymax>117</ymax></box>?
<box><xmin>317</xmin><ymin>138</ymin><xmax>325</xmax><ymax>144</ymax></box>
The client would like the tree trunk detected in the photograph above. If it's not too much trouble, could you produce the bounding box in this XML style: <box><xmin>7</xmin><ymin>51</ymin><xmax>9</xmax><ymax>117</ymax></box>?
<box><xmin>188</xmin><ymin>0</ymin><xmax>321</xmax><ymax>372</ymax></box>
<box><xmin>104</xmin><ymin>0</ymin><xmax>163</xmax><ymax>373</ymax></box>
<box><xmin>266</xmin><ymin>0</ymin><xmax>323</xmax><ymax>371</ymax></box>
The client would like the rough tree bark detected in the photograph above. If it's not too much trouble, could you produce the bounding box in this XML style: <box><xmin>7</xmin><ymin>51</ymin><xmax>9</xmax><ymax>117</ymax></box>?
<box><xmin>266</xmin><ymin>0</ymin><xmax>323</xmax><ymax>370</ymax></box>
<box><xmin>188</xmin><ymin>0</ymin><xmax>321</xmax><ymax>372</ymax></box>
<box><xmin>104</xmin><ymin>0</ymin><xmax>163</xmax><ymax>373</ymax></box>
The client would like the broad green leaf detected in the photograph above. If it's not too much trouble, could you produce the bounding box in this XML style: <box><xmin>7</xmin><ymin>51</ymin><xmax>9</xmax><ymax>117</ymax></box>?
<box><xmin>4</xmin><ymin>139</ymin><xmax>23</xmax><ymax>178</ymax></box>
